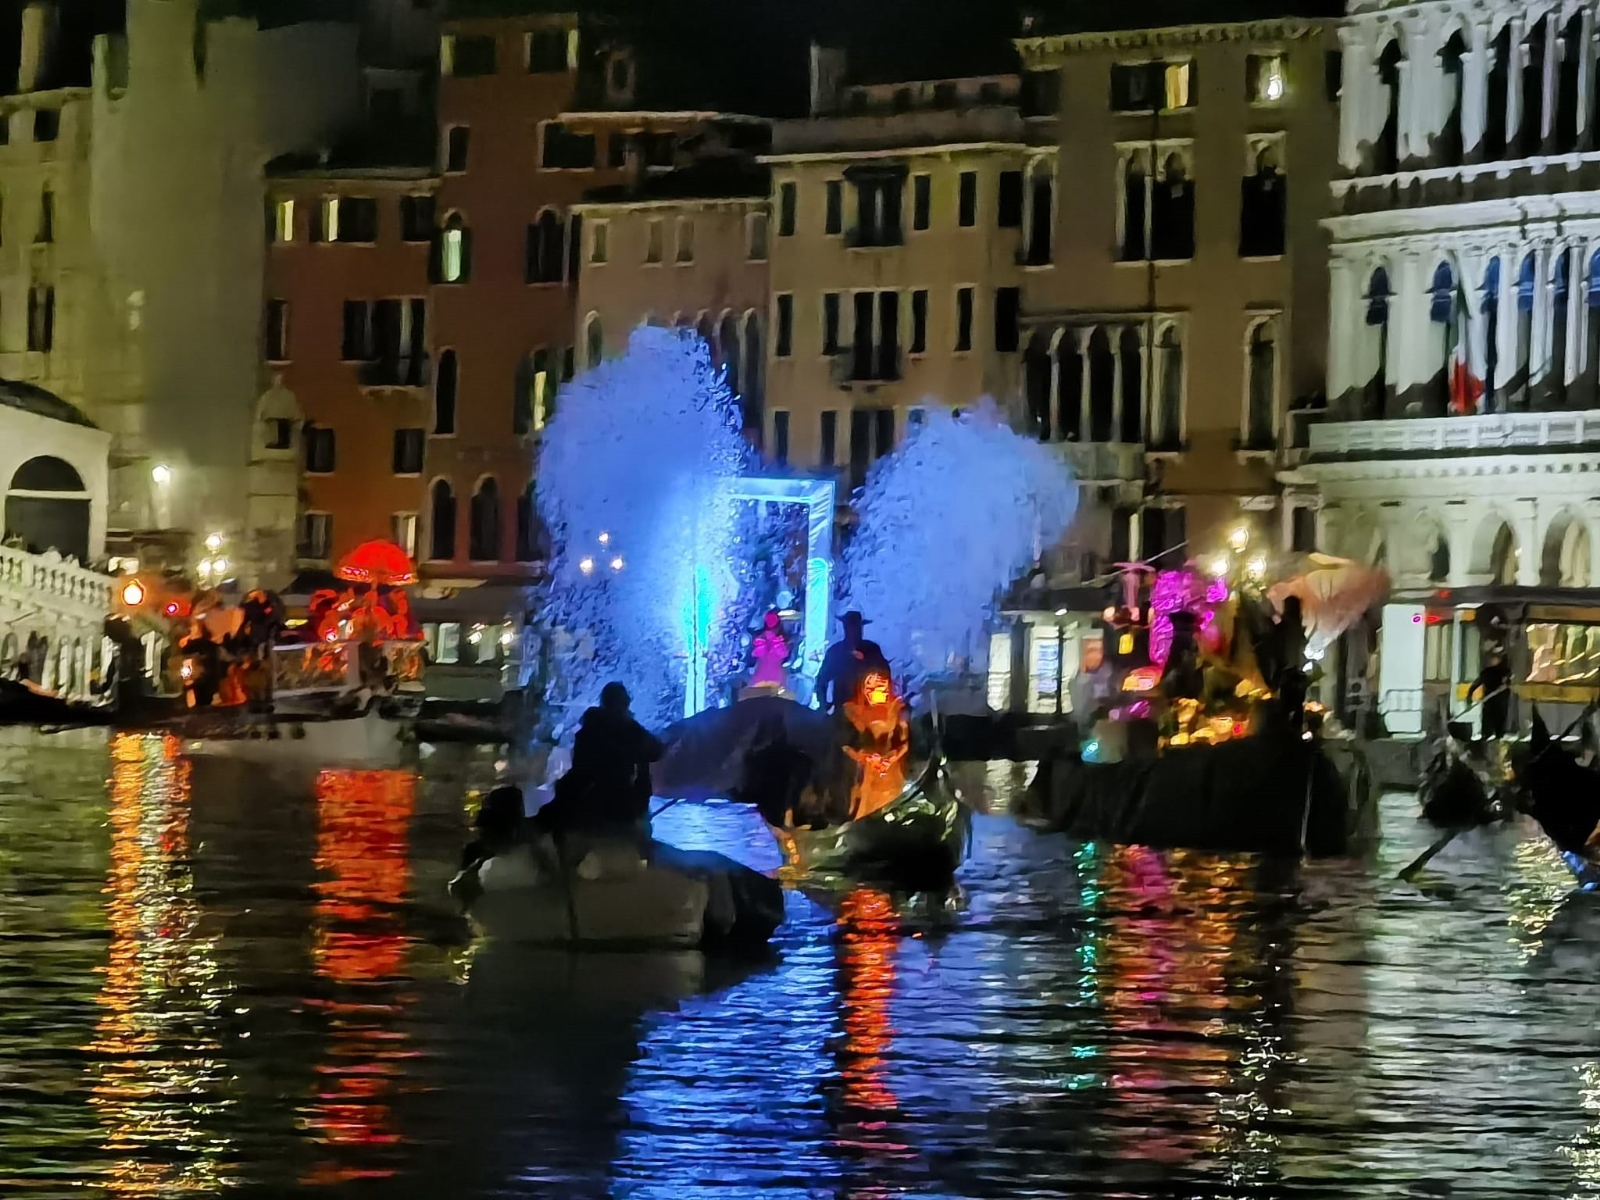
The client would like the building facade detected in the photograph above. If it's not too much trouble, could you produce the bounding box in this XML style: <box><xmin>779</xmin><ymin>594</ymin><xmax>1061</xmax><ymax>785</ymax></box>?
<box><xmin>761</xmin><ymin>65</ymin><xmax>1029</xmax><ymax>487</ymax></box>
<box><xmin>1289</xmin><ymin>0</ymin><xmax>1600</xmax><ymax>732</ymax></box>
<box><xmin>1015</xmin><ymin>13</ymin><xmax>1341</xmax><ymax>573</ymax></box>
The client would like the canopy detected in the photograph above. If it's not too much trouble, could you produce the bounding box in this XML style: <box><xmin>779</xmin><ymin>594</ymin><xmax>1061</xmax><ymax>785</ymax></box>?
<box><xmin>1267</xmin><ymin>553</ymin><xmax>1390</xmax><ymax>658</ymax></box>
<box><xmin>336</xmin><ymin>540</ymin><xmax>418</xmax><ymax>586</ymax></box>
<box><xmin>652</xmin><ymin>695</ymin><xmax>844</xmax><ymax>802</ymax></box>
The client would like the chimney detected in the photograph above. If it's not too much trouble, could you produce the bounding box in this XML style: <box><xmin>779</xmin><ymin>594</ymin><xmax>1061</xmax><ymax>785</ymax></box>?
<box><xmin>18</xmin><ymin>2</ymin><xmax>54</xmax><ymax>93</ymax></box>
<box><xmin>809</xmin><ymin>42</ymin><xmax>847</xmax><ymax>117</ymax></box>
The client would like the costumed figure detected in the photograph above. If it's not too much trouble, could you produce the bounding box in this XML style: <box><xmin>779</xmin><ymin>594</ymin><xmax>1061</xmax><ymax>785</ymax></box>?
<box><xmin>745</xmin><ymin>609</ymin><xmax>792</xmax><ymax>697</ymax></box>
<box><xmin>179</xmin><ymin>622</ymin><xmax>222</xmax><ymax>708</ymax></box>
<box><xmin>841</xmin><ymin>670</ymin><xmax>910</xmax><ymax>820</ymax></box>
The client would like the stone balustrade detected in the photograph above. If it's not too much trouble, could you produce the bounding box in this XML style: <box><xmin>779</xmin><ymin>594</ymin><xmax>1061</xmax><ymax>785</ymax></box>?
<box><xmin>1308</xmin><ymin>410</ymin><xmax>1600</xmax><ymax>456</ymax></box>
<box><xmin>0</xmin><ymin>545</ymin><xmax>110</xmax><ymax>618</ymax></box>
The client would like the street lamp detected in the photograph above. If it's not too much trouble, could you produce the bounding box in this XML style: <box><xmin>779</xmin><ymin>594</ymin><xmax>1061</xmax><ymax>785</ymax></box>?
<box><xmin>151</xmin><ymin>464</ymin><xmax>172</xmax><ymax>486</ymax></box>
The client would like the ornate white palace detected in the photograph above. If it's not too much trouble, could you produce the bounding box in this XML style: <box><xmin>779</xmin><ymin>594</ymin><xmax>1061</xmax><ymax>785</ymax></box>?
<box><xmin>1292</xmin><ymin>0</ymin><xmax>1600</xmax><ymax>589</ymax></box>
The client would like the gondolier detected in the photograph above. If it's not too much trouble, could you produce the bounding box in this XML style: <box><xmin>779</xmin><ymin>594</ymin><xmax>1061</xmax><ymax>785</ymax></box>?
<box><xmin>815</xmin><ymin>611</ymin><xmax>889</xmax><ymax>713</ymax></box>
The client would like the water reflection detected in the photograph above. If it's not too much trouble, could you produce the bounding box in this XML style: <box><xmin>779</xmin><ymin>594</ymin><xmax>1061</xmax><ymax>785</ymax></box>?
<box><xmin>0</xmin><ymin>737</ymin><xmax>1588</xmax><ymax>1196</ymax></box>
<box><xmin>86</xmin><ymin>734</ymin><xmax>236</xmax><ymax>1196</ymax></box>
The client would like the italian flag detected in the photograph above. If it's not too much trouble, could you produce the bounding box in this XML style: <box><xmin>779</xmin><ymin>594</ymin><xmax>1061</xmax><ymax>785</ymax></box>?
<box><xmin>1447</xmin><ymin>281</ymin><xmax>1483</xmax><ymax>416</ymax></box>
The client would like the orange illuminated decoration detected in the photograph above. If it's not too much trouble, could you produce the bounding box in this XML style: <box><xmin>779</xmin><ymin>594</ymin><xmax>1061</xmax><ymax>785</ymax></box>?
<box><xmin>335</xmin><ymin>540</ymin><xmax>418</xmax><ymax>587</ymax></box>
<box><xmin>842</xmin><ymin>672</ymin><xmax>910</xmax><ymax>819</ymax></box>
<box><xmin>1122</xmin><ymin>665</ymin><xmax>1161</xmax><ymax>693</ymax></box>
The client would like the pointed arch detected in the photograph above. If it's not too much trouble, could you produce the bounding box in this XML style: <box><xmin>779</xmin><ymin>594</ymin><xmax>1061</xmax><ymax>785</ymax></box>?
<box><xmin>428</xmin><ymin>479</ymin><xmax>457</xmax><ymax>561</ymax></box>
<box><xmin>1542</xmin><ymin>508</ymin><xmax>1591</xmax><ymax>588</ymax></box>
<box><xmin>469</xmin><ymin>476</ymin><xmax>501</xmax><ymax>562</ymax></box>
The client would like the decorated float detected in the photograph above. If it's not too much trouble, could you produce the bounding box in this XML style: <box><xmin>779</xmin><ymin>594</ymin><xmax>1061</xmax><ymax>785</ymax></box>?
<box><xmin>1021</xmin><ymin>537</ymin><xmax>1384</xmax><ymax>859</ymax></box>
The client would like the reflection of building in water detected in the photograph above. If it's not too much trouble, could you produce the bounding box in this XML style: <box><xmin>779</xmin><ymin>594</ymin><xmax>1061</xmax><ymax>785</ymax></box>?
<box><xmin>86</xmin><ymin>734</ymin><xmax>236</xmax><ymax>1196</ymax></box>
<box><xmin>299</xmin><ymin>768</ymin><xmax>416</xmax><ymax>1187</ymax></box>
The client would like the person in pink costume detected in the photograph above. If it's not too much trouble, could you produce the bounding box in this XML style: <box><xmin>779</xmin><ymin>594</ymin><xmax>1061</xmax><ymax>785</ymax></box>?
<box><xmin>750</xmin><ymin>609</ymin><xmax>790</xmax><ymax>690</ymax></box>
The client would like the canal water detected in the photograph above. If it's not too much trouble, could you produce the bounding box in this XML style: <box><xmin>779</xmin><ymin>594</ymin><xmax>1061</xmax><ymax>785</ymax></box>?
<box><xmin>0</xmin><ymin>730</ymin><xmax>1596</xmax><ymax>1198</ymax></box>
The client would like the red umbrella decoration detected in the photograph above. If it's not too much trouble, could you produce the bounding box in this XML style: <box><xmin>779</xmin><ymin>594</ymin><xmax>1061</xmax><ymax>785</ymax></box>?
<box><xmin>335</xmin><ymin>540</ymin><xmax>418</xmax><ymax>586</ymax></box>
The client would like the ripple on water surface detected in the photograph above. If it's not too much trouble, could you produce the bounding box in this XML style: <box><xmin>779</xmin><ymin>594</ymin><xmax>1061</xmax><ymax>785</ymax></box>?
<box><xmin>0</xmin><ymin>729</ymin><xmax>1595</xmax><ymax>1198</ymax></box>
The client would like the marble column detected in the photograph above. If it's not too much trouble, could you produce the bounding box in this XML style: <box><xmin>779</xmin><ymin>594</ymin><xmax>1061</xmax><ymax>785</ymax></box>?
<box><xmin>1579</xmin><ymin>7</ymin><xmax>1596</xmax><ymax>149</ymax></box>
<box><xmin>1075</xmin><ymin>326</ymin><xmax>1092</xmax><ymax>442</ymax></box>
<box><xmin>1338</xmin><ymin>32</ymin><xmax>1370</xmax><ymax>172</ymax></box>
<box><xmin>1110</xmin><ymin>325</ymin><xmax>1125</xmax><ymax>441</ymax></box>
<box><xmin>1328</xmin><ymin>256</ymin><xmax>1357</xmax><ymax>404</ymax></box>
<box><xmin>1460</xmin><ymin>43</ymin><xmax>1488</xmax><ymax>158</ymax></box>
<box><xmin>1504</xmin><ymin>14</ymin><xmax>1525</xmax><ymax>152</ymax></box>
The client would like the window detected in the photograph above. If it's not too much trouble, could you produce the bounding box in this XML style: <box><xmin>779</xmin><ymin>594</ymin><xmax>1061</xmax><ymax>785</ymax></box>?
<box><xmin>912</xmin><ymin>174</ymin><xmax>931</xmax><ymax>230</ymax></box>
<box><xmin>336</xmin><ymin>197</ymin><xmax>378</xmax><ymax>243</ymax></box>
<box><xmin>264</xmin><ymin>299</ymin><xmax>290</xmax><ymax>362</ymax></box>
<box><xmin>997</xmin><ymin>170</ymin><xmax>1024</xmax><ymax>228</ymax></box>
<box><xmin>910</xmin><ymin>290</ymin><xmax>928</xmax><ymax>354</ymax></box>
<box><xmin>778</xmin><ymin>181</ymin><xmax>797</xmax><ymax>237</ymax></box>
<box><xmin>469</xmin><ymin>477</ymin><xmax>500</xmax><ymax>561</ymax></box>
<box><xmin>590</xmin><ymin>219</ymin><xmax>609</xmax><ymax>264</ymax></box>
<box><xmin>392</xmin><ymin>428</ymin><xmax>425</xmax><ymax>474</ymax></box>
<box><xmin>1361</xmin><ymin>267</ymin><xmax>1392</xmax><ymax>419</ymax></box>
<box><xmin>304</xmin><ymin>425</ymin><xmax>336</xmax><ymax>474</ymax></box>
<box><xmin>1245</xmin><ymin>317</ymin><xmax>1277</xmax><ymax>447</ymax></box>
<box><xmin>1239</xmin><ymin>141</ymin><xmax>1285</xmax><ymax>258</ymax></box>
<box><xmin>443</xmin><ymin>33</ymin><xmax>497</xmax><ymax>77</ymax></box>
<box><xmin>1021</xmin><ymin>69</ymin><xmax>1061</xmax><ymax>117</ymax></box>
<box><xmin>1025</xmin><ymin>164</ymin><xmax>1054</xmax><ymax>265</ymax></box>
<box><xmin>1290</xmin><ymin>505</ymin><xmax>1316</xmax><ymax>553</ymax></box>
<box><xmin>584</xmin><ymin>314</ymin><xmax>604</xmax><ymax>366</ymax></box>
<box><xmin>1154</xmin><ymin>323</ymin><xmax>1184</xmax><ymax>448</ymax></box>
<box><xmin>747</xmin><ymin>212</ymin><xmax>769</xmax><ymax>260</ymax></box>
<box><xmin>848</xmin><ymin>407</ymin><xmax>896</xmax><ymax>486</ymax></box>
<box><xmin>527</xmin><ymin>27</ymin><xmax>569</xmax><ymax>73</ymax></box>
<box><xmin>439</xmin><ymin>214</ymin><xmax>470</xmax><ymax>282</ymax></box>
<box><xmin>775</xmin><ymin>294</ymin><xmax>793</xmax><ymax>357</ymax></box>
<box><xmin>516</xmin><ymin>483</ymin><xmax>542</xmax><ymax>562</ymax></box>
<box><xmin>1110</xmin><ymin>60</ymin><xmax>1193</xmax><ymax>111</ymax></box>
<box><xmin>958</xmin><ymin>171</ymin><xmax>977</xmax><ymax>226</ymax></box>
<box><xmin>429</xmin><ymin>480</ymin><xmax>456</xmax><ymax>560</ymax></box>
<box><xmin>25</xmin><ymin>285</ymin><xmax>52</xmax><ymax>352</ymax></box>
<box><xmin>270</xmin><ymin>196</ymin><xmax>295</xmax><ymax>243</ymax></box>
<box><xmin>1140</xmin><ymin>506</ymin><xmax>1187</xmax><ymax>561</ymax></box>
<box><xmin>434</xmin><ymin>350</ymin><xmax>457</xmax><ymax>434</ymax></box>
<box><xmin>525</xmin><ymin>210</ymin><xmax>565</xmax><ymax>283</ymax></box>
<box><xmin>32</xmin><ymin>108</ymin><xmax>57</xmax><ymax>142</ymax></box>
<box><xmin>35</xmin><ymin>189</ymin><xmax>52</xmax><ymax>243</ymax></box>
<box><xmin>771</xmin><ymin>411</ymin><xmax>790</xmax><ymax>466</ymax></box>
<box><xmin>820</xmin><ymin>410</ymin><xmax>838</xmax><ymax>466</ymax></box>
<box><xmin>994</xmin><ymin>287</ymin><xmax>1021</xmax><ymax>353</ymax></box>
<box><xmin>432</xmin><ymin>622</ymin><xmax>462</xmax><ymax>664</ymax></box>
<box><xmin>822</xmin><ymin>291</ymin><xmax>841</xmax><ymax>355</ymax></box>
<box><xmin>675</xmin><ymin>218</ymin><xmax>694</xmax><ymax>264</ymax></box>
<box><xmin>1151</xmin><ymin>150</ymin><xmax>1194</xmax><ymax>261</ymax></box>
<box><xmin>850</xmin><ymin>174</ymin><xmax>903</xmax><ymax>247</ymax></box>
<box><xmin>297</xmin><ymin>512</ymin><xmax>332</xmax><ymax>560</ymax></box>
<box><xmin>391</xmin><ymin>512</ymin><xmax>418</xmax><ymax>559</ymax></box>
<box><xmin>517</xmin><ymin>347</ymin><xmax>555</xmax><ymax>432</ymax></box>
<box><xmin>607</xmin><ymin>132</ymin><xmax>628</xmax><ymax>169</ymax></box>
<box><xmin>955</xmin><ymin>287</ymin><xmax>974</xmax><ymax>351</ymax></box>
<box><xmin>309</xmin><ymin>195</ymin><xmax>335</xmax><ymax>243</ymax></box>
<box><xmin>1247</xmin><ymin>53</ymin><xmax>1287</xmax><ymax>103</ymax></box>
<box><xmin>850</xmin><ymin>291</ymin><xmax>900</xmax><ymax>381</ymax></box>
<box><xmin>265</xmin><ymin>418</ymin><xmax>294</xmax><ymax>450</ymax></box>
<box><xmin>341</xmin><ymin>300</ymin><xmax>372</xmax><ymax>361</ymax></box>
<box><xmin>541</xmin><ymin>122</ymin><xmax>597</xmax><ymax>169</ymax></box>
<box><xmin>1119</xmin><ymin>149</ymin><xmax>1148</xmax><ymax>261</ymax></box>
<box><xmin>400</xmin><ymin>194</ymin><xmax>435</xmax><ymax>243</ymax></box>
<box><xmin>825</xmin><ymin>180</ymin><xmax>843</xmax><ymax>235</ymax></box>
<box><xmin>645</xmin><ymin>218</ymin><xmax>663</xmax><ymax>264</ymax></box>
<box><xmin>445</xmin><ymin>125</ymin><xmax>470</xmax><ymax>173</ymax></box>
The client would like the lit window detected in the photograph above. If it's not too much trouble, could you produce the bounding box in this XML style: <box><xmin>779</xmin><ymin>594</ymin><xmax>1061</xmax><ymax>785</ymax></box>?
<box><xmin>391</xmin><ymin>512</ymin><xmax>418</xmax><ymax>558</ymax></box>
<box><xmin>441</xmin><ymin>217</ymin><xmax>465</xmax><ymax>282</ymax></box>
<box><xmin>272</xmin><ymin>196</ymin><xmax>295</xmax><ymax>242</ymax></box>
<box><xmin>1248</xmin><ymin>53</ymin><xmax>1287</xmax><ymax>104</ymax></box>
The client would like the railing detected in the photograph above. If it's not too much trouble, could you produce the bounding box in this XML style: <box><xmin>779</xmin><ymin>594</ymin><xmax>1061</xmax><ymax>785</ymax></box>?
<box><xmin>0</xmin><ymin>546</ymin><xmax>110</xmax><ymax>616</ymax></box>
<box><xmin>357</xmin><ymin>354</ymin><xmax>431</xmax><ymax>388</ymax></box>
<box><xmin>830</xmin><ymin>351</ymin><xmax>901</xmax><ymax>386</ymax></box>
<box><xmin>1307</xmin><ymin>410</ymin><xmax>1600</xmax><ymax>457</ymax></box>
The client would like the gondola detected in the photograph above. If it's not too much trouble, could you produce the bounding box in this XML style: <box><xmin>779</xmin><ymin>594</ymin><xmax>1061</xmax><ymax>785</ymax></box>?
<box><xmin>1516</xmin><ymin>712</ymin><xmax>1600</xmax><ymax>890</ymax></box>
<box><xmin>776</xmin><ymin>753</ymin><xmax>971</xmax><ymax>888</ymax></box>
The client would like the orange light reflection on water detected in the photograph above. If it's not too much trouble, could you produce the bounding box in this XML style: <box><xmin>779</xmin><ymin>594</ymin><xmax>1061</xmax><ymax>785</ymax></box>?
<box><xmin>299</xmin><ymin>769</ymin><xmax>418</xmax><ymax>1186</ymax></box>
<box><xmin>86</xmin><ymin>734</ymin><xmax>236</xmax><ymax>1197</ymax></box>
<box><xmin>835</xmin><ymin>887</ymin><xmax>911</xmax><ymax>1163</ymax></box>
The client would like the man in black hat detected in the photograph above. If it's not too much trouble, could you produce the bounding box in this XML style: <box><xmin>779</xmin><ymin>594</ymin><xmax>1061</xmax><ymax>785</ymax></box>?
<box><xmin>815</xmin><ymin>611</ymin><xmax>890</xmax><ymax>712</ymax></box>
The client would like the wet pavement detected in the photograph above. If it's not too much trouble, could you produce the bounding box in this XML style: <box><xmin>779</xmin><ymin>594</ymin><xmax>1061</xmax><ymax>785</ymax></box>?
<box><xmin>0</xmin><ymin>730</ymin><xmax>1596</xmax><ymax>1198</ymax></box>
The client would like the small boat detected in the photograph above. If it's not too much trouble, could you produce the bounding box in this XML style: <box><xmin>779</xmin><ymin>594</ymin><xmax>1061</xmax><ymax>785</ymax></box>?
<box><xmin>1517</xmin><ymin>711</ymin><xmax>1600</xmax><ymax>890</ymax></box>
<box><xmin>0</xmin><ymin>679</ymin><xmax>115</xmax><ymax>727</ymax></box>
<box><xmin>777</xmin><ymin>754</ymin><xmax>971</xmax><ymax>887</ymax></box>
<box><xmin>453</xmin><ymin>836</ymin><xmax>785</xmax><ymax>953</ymax></box>
<box><xmin>174</xmin><ymin>706</ymin><xmax>408</xmax><ymax>767</ymax></box>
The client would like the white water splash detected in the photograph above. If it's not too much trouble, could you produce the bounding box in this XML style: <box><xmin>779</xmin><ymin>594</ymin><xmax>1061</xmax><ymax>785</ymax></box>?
<box><xmin>536</xmin><ymin>327</ymin><xmax>747</xmax><ymax>730</ymax></box>
<box><xmin>843</xmin><ymin>402</ymin><xmax>1077</xmax><ymax>690</ymax></box>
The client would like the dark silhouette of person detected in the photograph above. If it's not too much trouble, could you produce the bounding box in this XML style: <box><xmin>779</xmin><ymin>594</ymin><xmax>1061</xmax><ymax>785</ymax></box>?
<box><xmin>537</xmin><ymin>682</ymin><xmax>663</xmax><ymax>835</ymax></box>
<box><xmin>461</xmin><ymin>785</ymin><xmax>527</xmax><ymax>871</ymax></box>
<box><xmin>1472</xmin><ymin>651</ymin><xmax>1512</xmax><ymax>740</ymax></box>
<box><xmin>181</xmin><ymin>626</ymin><xmax>221</xmax><ymax>707</ymax></box>
<box><xmin>815</xmin><ymin>611</ymin><xmax>889</xmax><ymax>712</ymax></box>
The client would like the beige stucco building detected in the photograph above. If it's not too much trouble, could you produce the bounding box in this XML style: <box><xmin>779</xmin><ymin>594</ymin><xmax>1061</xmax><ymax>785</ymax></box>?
<box><xmin>1015</xmin><ymin>13</ymin><xmax>1341</xmax><ymax>568</ymax></box>
<box><xmin>761</xmin><ymin>64</ymin><xmax>1028</xmax><ymax>486</ymax></box>
<box><xmin>0</xmin><ymin>1</ymin><xmax>367</xmax><ymax>584</ymax></box>
<box><xmin>570</xmin><ymin>153</ymin><xmax>772</xmax><ymax>433</ymax></box>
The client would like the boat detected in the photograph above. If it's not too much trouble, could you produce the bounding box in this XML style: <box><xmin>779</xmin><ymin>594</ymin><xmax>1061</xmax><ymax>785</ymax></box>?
<box><xmin>776</xmin><ymin>753</ymin><xmax>971</xmax><ymax>887</ymax></box>
<box><xmin>1021</xmin><ymin>728</ymin><xmax>1372</xmax><ymax>858</ymax></box>
<box><xmin>171</xmin><ymin>705</ymin><xmax>409</xmax><ymax>767</ymax></box>
<box><xmin>1515</xmin><ymin>711</ymin><xmax>1600</xmax><ymax>890</ymax></box>
<box><xmin>1415</xmin><ymin>728</ymin><xmax>1509</xmax><ymax>828</ymax></box>
<box><xmin>452</xmin><ymin>836</ymin><xmax>785</xmax><ymax>953</ymax></box>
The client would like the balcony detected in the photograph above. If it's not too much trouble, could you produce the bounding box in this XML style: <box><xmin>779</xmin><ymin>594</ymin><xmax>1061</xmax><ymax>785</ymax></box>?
<box><xmin>830</xmin><ymin>351</ymin><xmax>901</xmax><ymax>388</ymax></box>
<box><xmin>846</xmin><ymin>226</ymin><xmax>904</xmax><ymax>249</ymax></box>
<box><xmin>1306</xmin><ymin>410</ymin><xmax>1600</xmax><ymax>459</ymax></box>
<box><xmin>357</xmin><ymin>354</ymin><xmax>431</xmax><ymax>389</ymax></box>
<box><xmin>1049</xmin><ymin>440</ymin><xmax>1145</xmax><ymax>483</ymax></box>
